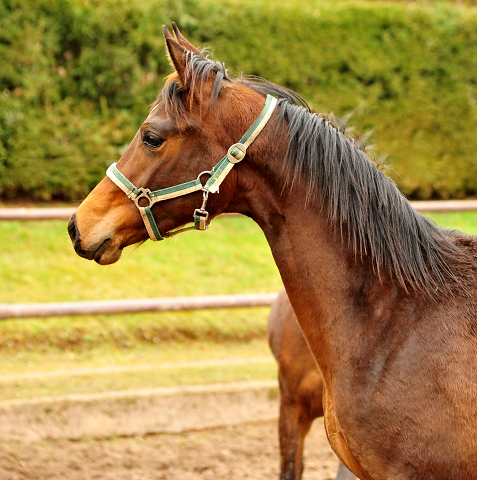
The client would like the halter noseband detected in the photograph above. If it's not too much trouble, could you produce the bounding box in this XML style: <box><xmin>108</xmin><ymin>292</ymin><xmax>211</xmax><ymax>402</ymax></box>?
<box><xmin>106</xmin><ymin>94</ymin><xmax>278</xmax><ymax>241</ymax></box>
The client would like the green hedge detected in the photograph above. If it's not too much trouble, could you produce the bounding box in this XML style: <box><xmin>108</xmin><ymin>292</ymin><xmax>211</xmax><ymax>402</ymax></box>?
<box><xmin>1</xmin><ymin>0</ymin><xmax>476</xmax><ymax>200</ymax></box>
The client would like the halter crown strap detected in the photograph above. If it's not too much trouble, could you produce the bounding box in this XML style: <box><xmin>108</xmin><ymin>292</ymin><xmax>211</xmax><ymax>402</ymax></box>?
<box><xmin>204</xmin><ymin>94</ymin><xmax>277</xmax><ymax>194</ymax></box>
<box><xmin>106</xmin><ymin>94</ymin><xmax>277</xmax><ymax>241</ymax></box>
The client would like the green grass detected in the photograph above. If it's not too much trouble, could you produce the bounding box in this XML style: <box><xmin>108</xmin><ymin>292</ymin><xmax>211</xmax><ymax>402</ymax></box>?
<box><xmin>0</xmin><ymin>215</ymin><xmax>281</xmax><ymax>353</ymax></box>
<box><xmin>0</xmin><ymin>214</ymin><xmax>281</xmax><ymax>399</ymax></box>
<box><xmin>0</xmin><ymin>361</ymin><xmax>276</xmax><ymax>401</ymax></box>
<box><xmin>1</xmin><ymin>340</ymin><xmax>271</xmax><ymax>375</ymax></box>
<box><xmin>422</xmin><ymin>211</ymin><xmax>477</xmax><ymax>235</ymax></box>
<box><xmin>0</xmin><ymin>215</ymin><xmax>280</xmax><ymax>302</ymax></box>
<box><xmin>0</xmin><ymin>209</ymin><xmax>475</xmax><ymax>399</ymax></box>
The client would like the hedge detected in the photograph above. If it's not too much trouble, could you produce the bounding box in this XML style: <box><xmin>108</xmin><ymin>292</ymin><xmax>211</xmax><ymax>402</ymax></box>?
<box><xmin>0</xmin><ymin>0</ymin><xmax>476</xmax><ymax>200</ymax></box>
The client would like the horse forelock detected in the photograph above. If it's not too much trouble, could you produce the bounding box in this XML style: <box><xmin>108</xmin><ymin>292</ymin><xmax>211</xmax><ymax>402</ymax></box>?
<box><xmin>151</xmin><ymin>51</ymin><xmax>231</xmax><ymax>124</ymax></box>
<box><xmin>154</xmin><ymin>51</ymin><xmax>308</xmax><ymax>123</ymax></box>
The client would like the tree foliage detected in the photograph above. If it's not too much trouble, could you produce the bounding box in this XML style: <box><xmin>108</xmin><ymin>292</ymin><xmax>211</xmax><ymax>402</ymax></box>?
<box><xmin>1</xmin><ymin>0</ymin><xmax>476</xmax><ymax>200</ymax></box>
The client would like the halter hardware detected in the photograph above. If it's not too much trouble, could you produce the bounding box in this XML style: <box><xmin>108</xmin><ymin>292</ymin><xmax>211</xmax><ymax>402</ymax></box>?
<box><xmin>227</xmin><ymin>143</ymin><xmax>247</xmax><ymax>163</ymax></box>
<box><xmin>106</xmin><ymin>94</ymin><xmax>278</xmax><ymax>241</ymax></box>
<box><xmin>133</xmin><ymin>188</ymin><xmax>153</xmax><ymax>208</ymax></box>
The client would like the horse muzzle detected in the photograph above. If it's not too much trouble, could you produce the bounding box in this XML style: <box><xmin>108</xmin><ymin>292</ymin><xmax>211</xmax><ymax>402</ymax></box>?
<box><xmin>68</xmin><ymin>212</ymin><xmax>121</xmax><ymax>265</ymax></box>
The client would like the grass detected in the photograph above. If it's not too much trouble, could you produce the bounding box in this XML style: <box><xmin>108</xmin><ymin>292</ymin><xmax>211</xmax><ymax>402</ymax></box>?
<box><xmin>0</xmin><ymin>214</ymin><xmax>281</xmax><ymax>399</ymax></box>
<box><xmin>0</xmin><ymin>360</ymin><xmax>277</xmax><ymax>401</ymax></box>
<box><xmin>0</xmin><ymin>215</ymin><xmax>282</xmax><ymax>353</ymax></box>
<box><xmin>0</xmin><ymin>307</ymin><xmax>273</xmax><ymax>351</ymax></box>
<box><xmin>0</xmin><ymin>215</ymin><xmax>281</xmax><ymax>302</ymax></box>
<box><xmin>423</xmin><ymin>211</ymin><xmax>477</xmax><ymax>235</ymax></box>
<box><xmin>0</xmin><ymin>209</ymin><xmax>475</xmax><ymax>399</ymax></box>
<box><xmin>1</xmin><ymin>340</ymin><xmax>272</xmax><ymax>375</ymax></box>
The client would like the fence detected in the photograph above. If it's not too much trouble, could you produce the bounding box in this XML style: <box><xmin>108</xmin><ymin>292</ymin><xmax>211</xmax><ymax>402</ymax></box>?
<box><xmin>0</xmin><ymin>294</ymin><xmax>278</xmax><ymax>320</ymax></box>
<box><xmin>0</xmin><ymin>201</ymin><xmax>475</xmax><ymax>319</ymax></box>
<box><xmin>1</xmin><ymin>200</ymin><xmax>477</xmax><ymax>220</ymax></box>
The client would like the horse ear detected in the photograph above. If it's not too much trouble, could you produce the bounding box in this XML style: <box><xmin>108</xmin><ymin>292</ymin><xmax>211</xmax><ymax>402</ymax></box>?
<box><xmin>171</xmin><ymin>22</ymin><xmax>203</xmax><ymax>57</ymax></box>
<box><xmin>163</xmin><ymin>25</ymin><xmax>188</xmax><ymax>85</ymax></box>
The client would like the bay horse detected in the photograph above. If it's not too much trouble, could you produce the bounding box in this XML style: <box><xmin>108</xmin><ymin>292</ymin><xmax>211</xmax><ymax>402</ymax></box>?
<box><xmin>68</xmin><ymin>24</ymin><xmax>477</xmax><ymax>479</ymax></box>
<box><xmin>269</xmin><ymin>287</ymin><xmax>356</xmax><ymax>480</ymax></box>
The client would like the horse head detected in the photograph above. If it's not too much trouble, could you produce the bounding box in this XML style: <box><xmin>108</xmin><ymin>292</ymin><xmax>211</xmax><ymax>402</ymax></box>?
<box><xmin>68</xmin><ymin>24</ymin><xmax>276</xmax><ymax>265</ymax></box>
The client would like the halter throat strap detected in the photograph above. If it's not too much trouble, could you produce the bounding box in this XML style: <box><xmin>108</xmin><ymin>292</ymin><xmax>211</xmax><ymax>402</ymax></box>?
<box><xmin>106</xmin><ymin>94</ymin><xmax>278</xmax><ymax>241</ymax></box>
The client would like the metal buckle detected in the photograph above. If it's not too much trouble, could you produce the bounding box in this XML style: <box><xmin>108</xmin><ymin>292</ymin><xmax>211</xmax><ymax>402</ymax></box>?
<box><xmin>193</xmin><ymin>190</ymin><xmax>210</xmax><ymax>230</ymax></box>
<box><xmin>227</xmin><ymin>143</ymin><xmax>247</xmax><ymax>163</ymax></box>
<box><xmin>194</xmin><ymin>209</ymin><xmax>209</xmax><ymax>230</ymax></box>
<box><xmin>197</xmin><ymin>170</ymin><xmax>213</xmax><ymax>186</ymax></box>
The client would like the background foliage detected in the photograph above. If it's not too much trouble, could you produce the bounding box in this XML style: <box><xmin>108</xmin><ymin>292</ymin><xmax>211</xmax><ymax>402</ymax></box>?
<box><xmin>1</xmin><ymin>0</ymin><xmax>477</xmax><ymax>200</ymax></box>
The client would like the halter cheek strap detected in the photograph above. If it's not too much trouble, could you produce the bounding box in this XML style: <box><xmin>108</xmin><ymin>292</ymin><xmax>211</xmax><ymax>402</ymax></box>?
<box><xmin>106</xmin><ymin>94</ymin><xmax>278</xmax><ymax>241</ymax></box>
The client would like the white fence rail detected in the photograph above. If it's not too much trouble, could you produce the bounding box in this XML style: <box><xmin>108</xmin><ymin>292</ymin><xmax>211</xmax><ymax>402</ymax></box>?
<box><xmin>1</xmin><ymin>200</ymin><xmax>477</xmax><ymax>220</ymax></box>
<box><xmin>0</xmin><ymin>294</ymin><xmax>278</xmax><ymax>320</ymax></box>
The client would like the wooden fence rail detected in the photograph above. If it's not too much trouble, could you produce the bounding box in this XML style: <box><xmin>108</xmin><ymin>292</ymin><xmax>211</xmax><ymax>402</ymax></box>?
<box><xmin>0</xmin><ymin>294</ymin><xmax>278</xmax><ymax>320</ymax></box>
<box><xmin>0</xmin><ymin>207</ymin><xmax>76</xmax><ymax>220</ymax></box>
<box><xmin>0</xmin><ymin>200</ymin><xmax>477</xmax><ymax>220</ymax></box>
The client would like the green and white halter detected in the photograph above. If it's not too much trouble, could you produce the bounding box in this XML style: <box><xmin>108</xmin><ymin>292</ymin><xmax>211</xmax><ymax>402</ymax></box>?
<box><xmin>106</xmin><ymin>94</ymin><xmax>277</xmax><ymax>241</ymax></box>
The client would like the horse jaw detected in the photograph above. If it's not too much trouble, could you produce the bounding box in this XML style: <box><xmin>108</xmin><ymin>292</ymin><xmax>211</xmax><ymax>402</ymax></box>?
<box><xmin>94</xmin><ymin>245</ymin><xmax>123</xmax><ymax>266</ymax></box>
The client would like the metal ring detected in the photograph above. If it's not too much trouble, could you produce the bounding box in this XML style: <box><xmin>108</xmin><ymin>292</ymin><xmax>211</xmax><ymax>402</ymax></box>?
<box><xmin>227</xmin><ymin>143</ymin><xmax>247</xmax><ymax>164</ymax></box>
<box><xmin>197</xmin><ymin>170</ymin><xmax>213</xmax><ymax>187</ymax></box>
<box><xmin>133</xmin><ymin>188</ymin><xmax>153</xmax><ymax>208</ymax></box>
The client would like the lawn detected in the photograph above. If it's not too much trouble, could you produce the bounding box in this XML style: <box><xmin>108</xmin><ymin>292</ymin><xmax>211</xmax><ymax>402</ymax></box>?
<box><xmin>0</xmin><ymin>214</ymin><xmax>281</xmax><ymax>303</ymax></box>
<box><xmin>0</xmin><ymin>210</ymin><xmax>475</xmax><ymax>354</ymax></box>
<box><xmin>0</xmin><ymin>215</ymin><xmax>282</xmax><ymax>351</ymax></box>
<box><xmin>0</xmin><ymin>214</ymin><xmax>282</xmax><ymax>398</ymax></box>
<box><xmin>0</xmin><ymin>209</ymin><xmax>475</xmax><ymax>399</ymax></box>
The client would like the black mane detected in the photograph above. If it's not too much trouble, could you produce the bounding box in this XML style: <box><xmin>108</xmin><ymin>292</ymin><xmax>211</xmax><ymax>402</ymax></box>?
<box><xmin>159</xmin><ymin>52</ymin><xmax>468</xmax><ymax>295</ymax></box>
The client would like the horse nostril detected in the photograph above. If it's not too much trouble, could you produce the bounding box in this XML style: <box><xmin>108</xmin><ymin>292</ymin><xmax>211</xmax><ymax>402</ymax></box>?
<box><xmin>66</xmin><ymin>212</ymin><xmax>98</xmax><ymax>261</ymax></box>
<box><xmin>67</xmin><ymin>213</ymin><xmax>79</xmax><ymax>244</ymax></box>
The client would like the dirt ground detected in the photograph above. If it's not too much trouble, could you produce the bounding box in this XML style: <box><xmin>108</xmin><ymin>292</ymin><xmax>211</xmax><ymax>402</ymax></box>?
<box><xmin>0</xmin><ymin>419</ymin><xmax>341</xmax><ymax>480</ymax></box>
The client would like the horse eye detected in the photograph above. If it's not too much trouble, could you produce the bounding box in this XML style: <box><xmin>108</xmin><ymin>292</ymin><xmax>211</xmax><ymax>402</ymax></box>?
<box><xmin>142</xmin><ymin>132</ymin><xmax>164</xmax><ymax>149</ymax></box>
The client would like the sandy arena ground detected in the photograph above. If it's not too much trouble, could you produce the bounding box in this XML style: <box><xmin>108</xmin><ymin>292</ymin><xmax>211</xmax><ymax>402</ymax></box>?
<box><xmin>0</xmin><ymin>419</ymin><xmax>341</xmax><ymax>480</ymax></box>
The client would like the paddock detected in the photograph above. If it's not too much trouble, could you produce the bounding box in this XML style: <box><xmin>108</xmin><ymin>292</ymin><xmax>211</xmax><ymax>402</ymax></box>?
<box><xmin>0</xmin><ymin>419</ymin><xmax>340</xmax><ymax>480</ymax></box>
<box><xmin>1</xmin><ymin>202</ymin><xmax>476</xmax><ymax>480</ymax></box>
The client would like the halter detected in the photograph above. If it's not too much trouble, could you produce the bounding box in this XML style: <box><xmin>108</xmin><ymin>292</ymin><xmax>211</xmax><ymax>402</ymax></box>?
<box><xmin>106</xmin><ymin>94</ymin><xmax>278</xmax><ymax>241</ymax></box>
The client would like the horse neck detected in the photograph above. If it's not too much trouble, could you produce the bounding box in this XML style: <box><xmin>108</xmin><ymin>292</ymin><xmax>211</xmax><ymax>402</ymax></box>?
<box><xmin>280</xmin><ymin>206</ymin><xmax>410</xmax><ymax>380</ymax></box>
<box><xmin>234</xmin><ymin>147</ymin><xmax>406</xmax><ymax>381</ymax></box>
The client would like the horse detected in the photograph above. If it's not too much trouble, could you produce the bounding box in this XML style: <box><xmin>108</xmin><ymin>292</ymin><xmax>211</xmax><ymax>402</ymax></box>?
<box><xmin>268</xmin><ymin>287</ymin><xmax>356</xmax><ymax>480</ymax></box>
<box><xmin>68</xmin><ymin>24</ymin><xmax>477</xmax><ymax>479</ymax></box>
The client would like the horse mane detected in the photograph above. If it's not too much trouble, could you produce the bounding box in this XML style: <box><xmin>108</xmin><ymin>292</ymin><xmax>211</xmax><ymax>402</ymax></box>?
<box><xmin>157</xmin><ymin>51</ymin><xmax>468</xmax><ymax>295</ymax></box>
